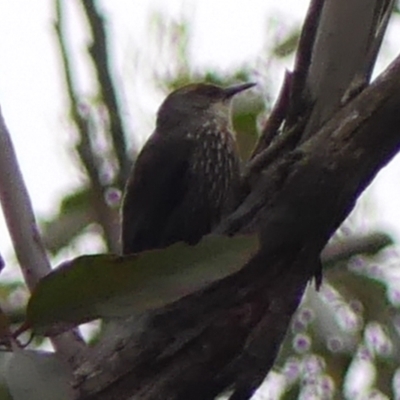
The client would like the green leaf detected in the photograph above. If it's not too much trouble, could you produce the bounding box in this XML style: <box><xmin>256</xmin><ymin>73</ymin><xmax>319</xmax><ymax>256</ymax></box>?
<box><xmin>26</xmin><ymin>234</ymin><xmax>258</xmax><ymax>335</ymax></box>
<box><xmin>40</xmin><ymin>187</ymin><xmax>95</xmax><ymax>254</ymax></box>
<box><xmin>272</xmin><ymin>29</ymin><xmax>300</xmax><ymax>58</ymax></box>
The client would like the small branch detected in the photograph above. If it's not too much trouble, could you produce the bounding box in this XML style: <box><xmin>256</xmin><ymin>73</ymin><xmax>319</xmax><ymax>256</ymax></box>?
<box><xmin>298</xmin><ymin>0</ymin><xmax>395</xmax><ymax>141</ymax></box>
<box><xmin>342</xmin><ymin>0</ymin><xmax>395</xmax><ymax>104</ymax></box>
<box><xmin>285</xmin><ymin>0</ymin><xmax>324</xmax><ymax>128</ymax></box>
<box><xmin>249</xmin><ymin>70</ymin><xmax>292</xmax><ymax>159</ymax></box>
<box><xmin>54</xmin><ymin>0</ymin><xmax>120</xmax><ymax>253</ymax></box>
<box><xmin>0</xmin><ymin>107</ymin><xmax>86</xmax><ymax>366</ymax></box>
<box><xmin>0</xmin><ymin>113</ymin><xmax>52</xmax><ymax>288</ymax></box>
<box><xmin>321</xmin><ymin>232</ymin><xmax>393</xmax><ymax>266</ymax></box>
<box><xmin>244</xmin><ymin>114</ymin><xmax>307</xmax><ymax>182</ymax></box>
<box><xmin>80</xmin><ymin>0</ymin><xmax>130</xmax><ymax>187</ymax></box>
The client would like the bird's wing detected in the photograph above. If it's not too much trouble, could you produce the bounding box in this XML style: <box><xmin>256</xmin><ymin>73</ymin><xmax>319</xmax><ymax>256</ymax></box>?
<box><xmin>121</xmin><ymin>131</ymin><xmax>192</xmax><ymax>254</ymax></box>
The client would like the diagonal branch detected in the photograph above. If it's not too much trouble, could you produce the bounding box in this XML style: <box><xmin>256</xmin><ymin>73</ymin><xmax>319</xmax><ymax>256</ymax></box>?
<box><xmin>285</xmin><ymin>0</ymin><xmax>324</xmax><ymax>128</ymax></box>
<box><xmin>80</xmin><ymin>0</ymin><xmax>130</xmax><ymax>187</ymax></box>
<box><xmin>54</xmin><ymin>0</ymin><xmax>120</xmax><ymax>253</ymax></box>
<box><xmin>297</xmin><ymin>0</ymin><xmax>395</xmax><ymax>141</ymax></box>
<box><xmin>250</xmin><ymin>70</ymin><xmax>292</xmax><ymax>158</ymax></box>
<box><xmin>0</xmin><ymin>107</ymin><xmax>86</xmax><ymax>368</ymax></box>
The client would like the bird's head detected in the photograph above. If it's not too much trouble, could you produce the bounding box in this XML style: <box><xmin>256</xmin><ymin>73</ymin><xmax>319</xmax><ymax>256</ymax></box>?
<box><xmin>156</xmin><ymin>82</ymin><xmax>256</xmax><ymax>129</ymax></box>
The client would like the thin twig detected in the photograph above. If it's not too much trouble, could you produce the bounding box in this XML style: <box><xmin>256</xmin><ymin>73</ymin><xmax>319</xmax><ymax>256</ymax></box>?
<box><xmin>247</xmin><ymin>0</ymin><xmax>325</xmax><ymax>175</ymax></box>
<box><xmin>80</xmin><ymin>0</ymin><xmax>130</xmax><ymax>187</ymax></box>
<box><xmin>244</xmin><ymin>114</ymin><xmax>307</xmax><ymax>181</ymax></box>
<box><xmin>0</xmin><ymin>114</ymin><xmax>52</xmax><ymax>287</ymax></box>
<box><xmin>285</xmin><ymin>0</ymin><xmax>325</xmax><ymax>128</ymax></box>
<box><xmin>321</xmin><ymin>232</ymin><xmax>392</xmax><ymax>265</ymax></box>
<box><xmin>249</xmin><ymin>71</ymin><xmax>292</xmax><ymax>159</ymax></box>
<box><xmin>54</xmin><ymin>0</ymin><xmax>120</xmax><ymax>253</ymax></box>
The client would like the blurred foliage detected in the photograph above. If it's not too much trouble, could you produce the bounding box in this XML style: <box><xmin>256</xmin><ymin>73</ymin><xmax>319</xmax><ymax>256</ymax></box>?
<box><xmin>267</xmin><ymin>238</ymin><xmax>400</xmax><ymax>400</ymax></box>
<box><xmin>395</xmin><ymin>0</ymin><xmax>400</xmax><ymax>14</ymax></box>
<box><xmin>271</xmin><ymin>28</ymin><xmax>301</xmax><ymax>58</ymax></box>
<box><xmin>0</xmin><ymin>1</ymin><xmax>400</xmax><ymax>399</ymax></box>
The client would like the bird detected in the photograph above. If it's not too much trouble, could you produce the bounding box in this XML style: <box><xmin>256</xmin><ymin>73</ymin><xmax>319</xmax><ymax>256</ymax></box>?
<box><xmin>121</xmin><ymin>82</ymin><xmax>255</xmax><ymax>255</ymax></box>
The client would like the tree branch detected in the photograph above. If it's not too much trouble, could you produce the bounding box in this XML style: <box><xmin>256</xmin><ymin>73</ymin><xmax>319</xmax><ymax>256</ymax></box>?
<box><xmin>285</xmin><ymin>0</ymin><xmax>324</xmax><ymax>128</ymax></box>
<box><xmin>80</xmin><ymin>0</ymin><xmax>130</xmax><ymax>187</ymax></box>
<box><xmin>321</xmin><ymin>232</ymin><xmax>393</xmax><ymax>266</ymax></box>
<box><xmin>297</xmin><ymin>0</ymin><xmax>395</xmax><ymax>141</ymax></box>
<box><xmin>250</xmin><ymin>70</ymin><xmax>292</xmax><ymax>158</ymax></box>
<box><xmin>0</xmin><ymin>107</ymin><xmax>86</xmax><ymax>367</ymax></box>
<box><xmin>54</xmin><ymin>0</ymin><xmax>120</xmax><ymax>253</ymax></box>
<box><xmin>74</xmin><ymin>49</ymin><xmax>400</xmax><ymax>400</ymax></box>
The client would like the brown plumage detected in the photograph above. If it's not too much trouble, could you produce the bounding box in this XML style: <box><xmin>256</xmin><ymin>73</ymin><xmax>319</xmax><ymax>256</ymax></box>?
<box><xmin>121</xmin><ymin>82</ymin><xmax>255</xmax><ymax>254</ymax></box>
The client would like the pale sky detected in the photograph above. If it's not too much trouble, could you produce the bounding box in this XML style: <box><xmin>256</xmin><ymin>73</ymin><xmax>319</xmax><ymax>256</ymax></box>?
<box><xmin>1</xmin><ymin>0</ymin><xmax>400</xmax><ymax>267</ymax></box>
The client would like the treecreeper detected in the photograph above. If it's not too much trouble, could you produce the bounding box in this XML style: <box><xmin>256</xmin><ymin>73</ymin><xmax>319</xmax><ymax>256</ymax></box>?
<box><xmin>121</xmin><ymin>82</ymin><xmax>255</xmax><ymax>254</ymax></box>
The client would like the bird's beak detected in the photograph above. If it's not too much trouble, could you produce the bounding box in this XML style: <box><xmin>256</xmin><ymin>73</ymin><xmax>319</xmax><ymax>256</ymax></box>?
<box><xmin>223</xmin><ymin>82</ymin><xmax>256</xmax><ymax>99</ymax></box>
